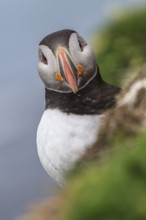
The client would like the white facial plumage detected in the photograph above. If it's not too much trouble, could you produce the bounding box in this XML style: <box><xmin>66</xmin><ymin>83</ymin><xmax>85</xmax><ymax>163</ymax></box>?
<box><xmin>38</xmin><ymin>31</ymin><xmax>97</xmax><ymax>93</ymax></box>
<box><xmin>38</xmin><ymin>45</ymin><xmax>59</xmax><ymax>90</ymax></box>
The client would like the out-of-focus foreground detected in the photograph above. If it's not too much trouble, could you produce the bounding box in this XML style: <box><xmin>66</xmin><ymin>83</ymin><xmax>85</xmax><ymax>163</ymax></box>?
<box><xmin>95</xmin><ymin>9</ymin><xmax>146</xmax><ymax>86</ymax></box>
<box><xmin>20</xmin><ymin>8</ymin><xmax>146</xmax><ymax>220</ymax></box>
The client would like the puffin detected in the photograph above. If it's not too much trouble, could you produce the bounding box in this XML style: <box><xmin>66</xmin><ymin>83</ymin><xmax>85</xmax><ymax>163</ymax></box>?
<box><xmin>37</xmin><ymin>29</ymin><xmax>120</xmax><ymax>185</ymax></box>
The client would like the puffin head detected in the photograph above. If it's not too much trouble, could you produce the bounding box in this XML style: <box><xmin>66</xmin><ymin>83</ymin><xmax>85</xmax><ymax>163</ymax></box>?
<box><xmin>38</xmin><ymin>29</ymin><xmax>97</xmax><ymax>93</ymax></box>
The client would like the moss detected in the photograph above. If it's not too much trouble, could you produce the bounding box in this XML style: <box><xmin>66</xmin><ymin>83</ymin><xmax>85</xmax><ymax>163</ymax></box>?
<box><xmin>63</xmin><ymin>133</ymin><xmax>146</xmax><ymax>220</ymax></box>
<box><xmin>94</xmin><ymin>9</ymin><xmax>146</xmax><ymax>86</ymax></box>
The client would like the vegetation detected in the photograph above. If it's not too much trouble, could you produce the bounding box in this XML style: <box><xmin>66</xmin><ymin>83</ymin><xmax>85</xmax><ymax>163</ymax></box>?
<box><xmin>94</xmin><ymin>9</ymin><xmax>146</xmax><ymax>86</ymax></box>
<box><xmin>64</xmin><ymin>132</ymin><xmax>146</xmax><ymax>220</ymax></box>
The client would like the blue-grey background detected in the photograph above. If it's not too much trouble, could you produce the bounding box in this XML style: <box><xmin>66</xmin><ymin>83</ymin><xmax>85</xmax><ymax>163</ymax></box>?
<box><xmin>0</xmin><ymin>0</ymin><xmax>145</xmax><ymax>219</ymax></box>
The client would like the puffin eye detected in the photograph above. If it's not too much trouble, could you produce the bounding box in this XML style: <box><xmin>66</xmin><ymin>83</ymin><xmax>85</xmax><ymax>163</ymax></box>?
<box><xmin>41</xmin><ymin>53</ymin><xmax>48</xmax><ymax>65</ymax></box>
<box><xmin>77</xmin><ymin>35</ymin><xmax>87</xmax><ymax>52</ymax></box>
<box><xmin>78</xmin><ymin>39</ymin><xmax>84</xmax><ymax>52</ymax></box>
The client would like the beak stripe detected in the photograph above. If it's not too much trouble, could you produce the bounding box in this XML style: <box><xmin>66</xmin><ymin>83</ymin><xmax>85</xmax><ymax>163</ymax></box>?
<box><xmin>66</xmin><ymin>53</ymin><xmax>78</xmax><ymax>82</ymax></box>
<box><xmin>57</xmin><ymin>48</ymin><xmax>78</xmax><ymax>93</ymax></box>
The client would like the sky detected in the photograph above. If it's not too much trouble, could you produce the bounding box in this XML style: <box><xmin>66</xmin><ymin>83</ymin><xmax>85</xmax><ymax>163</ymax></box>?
<box><xmin>0</xmin><ymin>0</ymin><xmax>146</xmax><ymax>219</ymax></box>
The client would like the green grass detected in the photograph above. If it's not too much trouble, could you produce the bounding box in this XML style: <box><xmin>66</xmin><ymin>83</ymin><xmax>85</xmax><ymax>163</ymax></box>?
<box><xmin>94</xmin><ymin>9</ymin><xmax>146</xmax><ymax>86</ymax></box>
<box><xmin>63</xmin><ymin>132</ymin><xmax>146</xmax><ymax>220</ymax></box>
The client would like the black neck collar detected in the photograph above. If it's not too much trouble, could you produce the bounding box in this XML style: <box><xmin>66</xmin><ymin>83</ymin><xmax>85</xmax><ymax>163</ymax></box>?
<box><xmin>45</xmin><ymin>69</ymin><xmax>120</xmax><ymax>115</ymax></box>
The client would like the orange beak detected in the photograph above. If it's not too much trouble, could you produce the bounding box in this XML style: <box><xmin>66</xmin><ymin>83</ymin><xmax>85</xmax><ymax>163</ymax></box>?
<box><xmin>57</xmin><ymin>48</ymin><xmax>78</xmax><ymax>93</ymax></box>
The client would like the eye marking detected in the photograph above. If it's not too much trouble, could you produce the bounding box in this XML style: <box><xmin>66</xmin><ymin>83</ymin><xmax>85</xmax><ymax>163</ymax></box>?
<box><xmin>77</xmin><ymin>35</ymin><xmax>87</xmax><ymax>52</ymax></box>
<box><xmin>78</xmin><ymin>39</ymin><xmax>84</xmax><ymax>52</ymax></box>
<box><xmin>41</xmin><ymin>53</ymin><xmax>48</xmax><ymax>65</ymax></box>
<box><xmin>39</xmin><ymin>48</ymin><xmax>48</xmax><ymax>65</ymax></box>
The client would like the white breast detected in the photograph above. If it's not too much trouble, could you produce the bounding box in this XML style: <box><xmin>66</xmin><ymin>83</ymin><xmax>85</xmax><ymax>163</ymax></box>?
<box><xmin>37</xmin><ymin>109</ymin><xmax>103</xmax><ymax>185</ymax></box>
